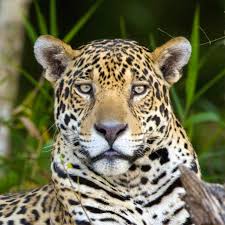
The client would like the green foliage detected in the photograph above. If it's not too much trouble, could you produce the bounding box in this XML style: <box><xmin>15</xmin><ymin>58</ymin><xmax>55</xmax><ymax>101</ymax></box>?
<box><xmin>119</xmin><ymin>16</ymin><xmax>127</xmax><ymax>39</ymax></box>
<box><xmin>63</xmin><ymin>0</ymin><xmax>103</xmax><ymax>43</ymax></box>
<box><xmin>22</xmin><ymin>16</ymin><xmax>38</xmax><ymax>43</ymax></box>
<box><xmin>0</xmin><ymin>2</ymin><xmax>224</xmax><ymax>193</ymax></box>
<box><xmin>34</xmin><ymin>1</ymin><xmax>48</xmax><ymax>35</ymax></box>
<box><xmin>194</xmin><ymin>68</ymin><xmax>225</xmax><ymax>102</ymax></box>
<box><xmin>185</xmin><ymin>6</ymin><xmax>200</xmax><ymax>116</ymax></box>
<box><xmin>50</xmin><ymin>0</ymin><xmax>58</xmax><ymax>36</ymax></box>
<box><xmin>184</xmin><ymin>112</ymin><xmax>222</xmax><ymax>127</ymax></box>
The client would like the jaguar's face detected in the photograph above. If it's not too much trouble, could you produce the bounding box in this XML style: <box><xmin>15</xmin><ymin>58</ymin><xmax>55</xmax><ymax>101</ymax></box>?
<box><xmin>54</xmin><ymin>42</ymin><xmax>172</xmax><ymax>176</ymax></box>
<box><xmin>34</xmin><ymin>36</ymin><xmax>191</xmax><ymax>176</ymax></box>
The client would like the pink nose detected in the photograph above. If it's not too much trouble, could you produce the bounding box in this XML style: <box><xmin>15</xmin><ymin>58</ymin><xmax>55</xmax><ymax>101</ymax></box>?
<box><xmin>94</xmin><ymin>123</ymin><xmax>128</xmax><ymax>146</ymax></box>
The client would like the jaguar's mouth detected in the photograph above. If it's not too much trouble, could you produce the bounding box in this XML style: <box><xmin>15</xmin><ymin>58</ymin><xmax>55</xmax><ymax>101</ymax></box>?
<box><xmin>91</xmin><ymin>148</ymin><xmax>131</xmax><ymax>163</ymax></box>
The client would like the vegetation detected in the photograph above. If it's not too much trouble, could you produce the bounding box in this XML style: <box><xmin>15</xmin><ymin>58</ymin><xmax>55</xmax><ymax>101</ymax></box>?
<box><xmin>0</xmin><ymin>0</ymin><xmax>224</xmax><ymax>193</ymax></box>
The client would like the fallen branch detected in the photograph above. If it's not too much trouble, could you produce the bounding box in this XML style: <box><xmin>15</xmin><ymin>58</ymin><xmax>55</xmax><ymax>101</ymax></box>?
<box><xmin>179</xmin><ymin>165</ymin><xmax>225</xmax><ymax>225</ymax></box>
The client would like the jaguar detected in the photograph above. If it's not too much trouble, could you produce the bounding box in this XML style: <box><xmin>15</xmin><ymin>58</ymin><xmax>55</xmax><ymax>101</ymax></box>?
<box><xmin>0</xmin><ymin>35</ymin><xmax>200</xmax><ymax>225</ymax></box>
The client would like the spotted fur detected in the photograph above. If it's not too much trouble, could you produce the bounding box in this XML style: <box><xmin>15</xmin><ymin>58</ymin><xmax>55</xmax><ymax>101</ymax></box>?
<box><xmin>0</xmin><ymin>35</ymin><xmax>200</xmax><ymax>225</ymax></box>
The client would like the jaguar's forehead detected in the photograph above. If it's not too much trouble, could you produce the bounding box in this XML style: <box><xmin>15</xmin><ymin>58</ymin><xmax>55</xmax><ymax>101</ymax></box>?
<box><xmin>78</xmin><ymin>39</ymin><xmax>150</xmax><ymax>52</ymax></box>
<box><xmin>69</xmin><ymin>39</ymin><xmax>156</xmax><ymax>85</ymax></box>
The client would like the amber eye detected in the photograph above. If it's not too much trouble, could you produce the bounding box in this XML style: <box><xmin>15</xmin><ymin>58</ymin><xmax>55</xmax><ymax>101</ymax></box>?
<box><xmin>132</xmin><ymin>85</ymin><xmax>148</xmax><ymax>96</ymax></box>
<box><xmin>76</xmin><ymin>84</ymin><xmax>93</xmax><ymax>95</ymax></box>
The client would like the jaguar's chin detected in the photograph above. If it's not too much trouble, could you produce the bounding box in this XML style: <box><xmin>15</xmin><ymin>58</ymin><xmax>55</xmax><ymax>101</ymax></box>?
<box><xmin>87</xmin><ymin>147</ymin><xmax>145</xmax><ymax>176</ymax></box>
<box><xmin>91</xmin><ymin>157</ymin><xmax>131</xmax><ymax>176</ymax></box>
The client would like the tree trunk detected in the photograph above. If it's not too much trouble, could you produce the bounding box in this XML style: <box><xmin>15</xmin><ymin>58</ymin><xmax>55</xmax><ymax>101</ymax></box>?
<box><xmin>0</xmin><ymin>0</ymin><xmax>31</xmax><ymax>156</ymax></box>
<box><xmin>179</xmin><ymin>165</ymin><xmax>225</xmax><ymax>225</ymax></box>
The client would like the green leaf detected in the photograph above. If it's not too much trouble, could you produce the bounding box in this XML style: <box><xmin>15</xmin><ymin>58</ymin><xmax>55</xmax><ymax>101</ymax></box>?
<box><xmin>67</xmin><ymin>163</ymin><xmax>73</xmax><ymax>169</ymax></box>
<box><xmin>198</xmin><ymin>99</ymin><xmax>220</xmax><ymax>114</ymax></box>
<box><xmin>184</xmin><ymin>111</ymin><xmax>220</xmax><ymax>127</ymax></box>
<box><xmin>148</xmin><ymin>33</ymin><xmax>157</xmax><ymax>51</ymax></box>
<box><xmin>194</xmin><ymin>68</ymin><xmax>225</xmax><ymax>102</ymax></box>
<box><xmin>185</xmin><ymin>6</ymin><xmax>200</xmax><ymax>115</ymax></box>
<box><xmin>198</xmin><ymin>44</ymin><xmax>219</xmax><ymax>70</ymax></box>
<box><xmin>119</xmin><ymin>16</ymin><xmax>127</xmax><ymax>38</ymax></box>
<box><xmin>63</xmin><ymin>0</ymin><xmax>103</xmax><ymax>43</ymax></box>
<box><xmin>22</xmin><ymin>15</ymin><xmax>38</xmax><ymax>43</ymax></box>
<box><xmin>171</xmin><ymin>87</ymin><xmax>184</xmax><ymax>122</ymax></box>
<box><xmin>0</xmin><ymin>171</ymin><xmax>19</xmax><ymax>193</ymax></box>
<box><xmin>50</xmin><ymin>0</ymin><xmax>58</xmax><ymax>36</ymax></box>
<box><xmin>34</xmin><ymin>1</ymin><xmax>48</xmax><ymax>34</ymax></box>
<box><xmin>17</xmin><ymin>67</ymin><xmax>51</xmax><ymax>101</ymax></box>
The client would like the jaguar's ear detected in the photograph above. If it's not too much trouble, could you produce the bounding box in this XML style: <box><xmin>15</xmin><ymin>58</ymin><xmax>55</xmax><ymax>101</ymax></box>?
<box><xmin>152</xmin><ymin>37</ymin><xmax>191</xmax><ymax>85</ymax></box>
<box><xmin>34</xmin><ymin>35</ymin><xmax>76</xmax><ymax>83</ymax></box>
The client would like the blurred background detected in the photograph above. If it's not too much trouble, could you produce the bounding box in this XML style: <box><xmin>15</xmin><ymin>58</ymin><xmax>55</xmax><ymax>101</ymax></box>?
<box><xmin>0</xmin><ymin>0</ymin><xmax>224</xmax><ymax>193</ymax></box>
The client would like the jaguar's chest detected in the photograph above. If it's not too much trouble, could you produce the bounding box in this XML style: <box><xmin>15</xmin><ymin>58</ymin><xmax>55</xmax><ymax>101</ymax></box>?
<box><xmin>60</xmin><ymin>183</ymin><xmax>189</xmax><ymax>225</ymax></box>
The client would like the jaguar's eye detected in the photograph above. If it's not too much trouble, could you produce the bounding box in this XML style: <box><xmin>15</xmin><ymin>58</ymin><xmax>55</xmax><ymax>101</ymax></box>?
<box><xmin>132</xmin><ymin>85</ymin><xmax>148</xmax><ymax>96</ymax></box>
<box><xmin>76</xmin><ymin>84</ymin><xmax>93</xmax><ymax>94</ymax></box>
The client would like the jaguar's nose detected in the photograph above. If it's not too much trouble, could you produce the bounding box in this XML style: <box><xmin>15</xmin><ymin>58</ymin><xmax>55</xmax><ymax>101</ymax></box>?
<box><xmin>94</xmin><ymin>122</ymin><xmax>128</xmax><ymax>146</ymax></box>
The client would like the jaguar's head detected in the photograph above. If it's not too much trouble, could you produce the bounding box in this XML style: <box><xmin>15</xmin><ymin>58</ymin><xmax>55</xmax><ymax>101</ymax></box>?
<box><xmin>34</xmin><ymin>35</ymin><xmax>191</xmax><ymax>176</ymax></box>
